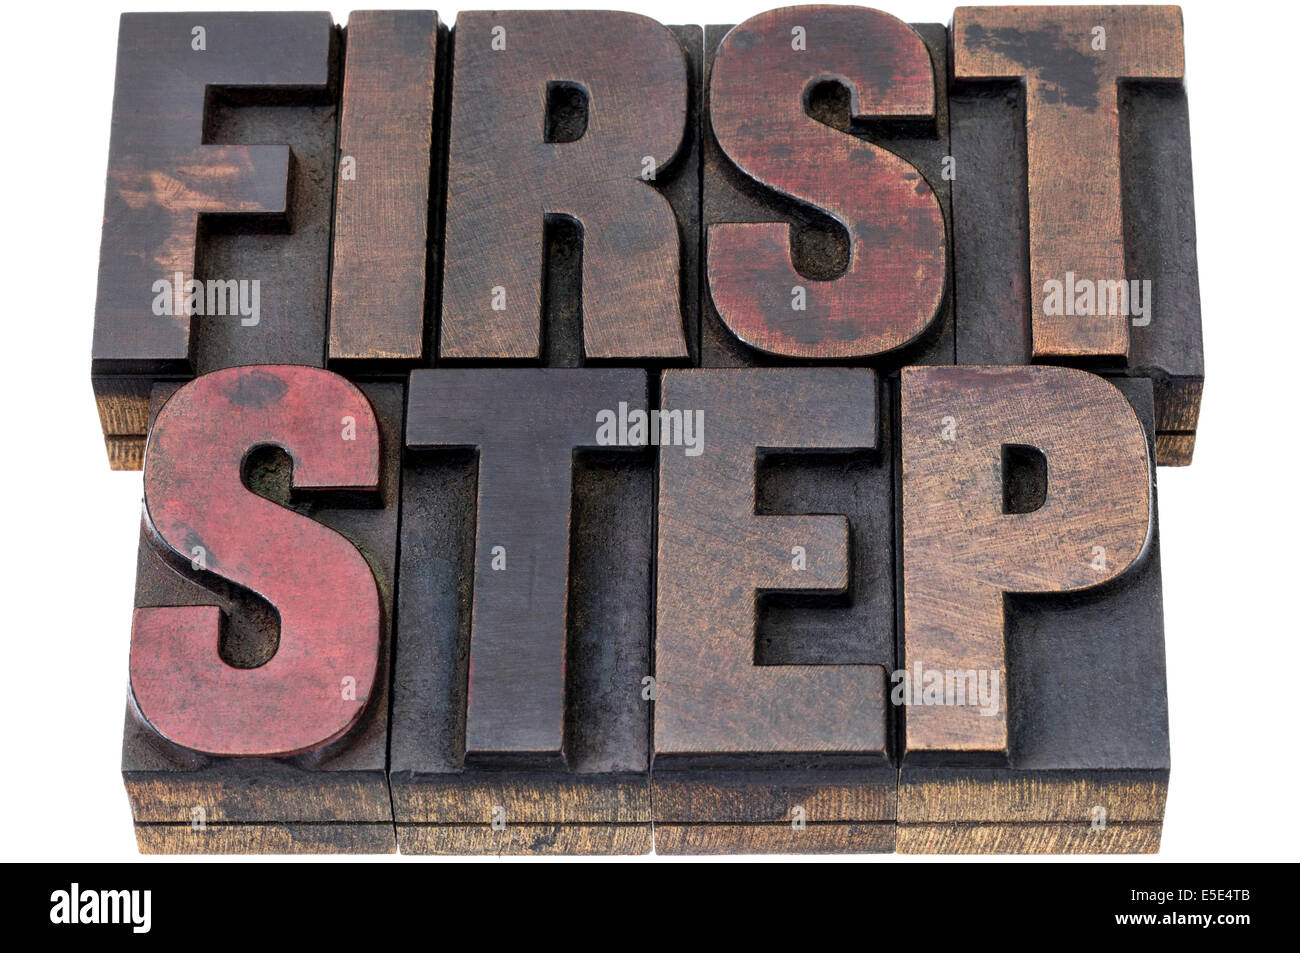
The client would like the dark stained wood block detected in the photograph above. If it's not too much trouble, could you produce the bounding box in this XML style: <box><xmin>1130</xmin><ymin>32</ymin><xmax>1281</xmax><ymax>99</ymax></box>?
<box><xmin>949</xmin><ymin>5</ymin><xmax>1203</xmax><ymax>464</ymax></box>
<box><xmin>897</xmin><ymin>370</ymin><xmax>1168</xmax><ymax>853</ymax></box>
<box><xmin>653</xmin><ymin>368</ymin><xmax>896</xmax><ymax>853</ymax></box>
<box><xmin>328</xmin><ymin>11</ymin><xmax>444</xmax><ymax>368</ymax></box>
<box><xmin>391</xmin><ymin>369</ymin><xmax>655</xmax><ymax>853</ymax></box>
<box><xmin>952</xmin><ymin>5</ymin><xmax>1183</xmax><ymax>360</ymax></box>
<box><xmin>701</xmin><ymin>11</ymin><xmax>953</xmax><ymax>368</ymax></box>
<box><xmin>91</xmin><ymin>13</ymin><xmax>339</xmax><ymax>469</ymax></box>
<box><xmin>1120</xmin><ymin>77</ymin><xmax>1204</xmax><ymax>465</ymax></box>
<box><xmin>88</xmin><ymin>6</ymin><xmax>1203</xmax><ymax>858</ymax></box>
<box><xmin>438</xmin><ymin>12</ymin><xmax>700</xmax><ymax>365</ymax></box>
<box><xmin>123</xmin><ymin>367</ymin><xmax>402</xmax><ymax>853</ymax></box>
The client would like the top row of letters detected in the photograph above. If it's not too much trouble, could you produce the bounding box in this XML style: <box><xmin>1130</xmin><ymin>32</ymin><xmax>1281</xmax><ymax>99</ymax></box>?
<box><xmin>89</xmin><ymin>7</ymin><xmax>1203</xmax><ymax>468</ymax></box>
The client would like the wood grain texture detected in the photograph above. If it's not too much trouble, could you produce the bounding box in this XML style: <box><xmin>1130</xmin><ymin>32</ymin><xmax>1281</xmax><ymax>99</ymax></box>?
<box><xmin>439</xmin><ymin>11</ymin><xmax>693</xmax><ymax>361</ymax></box>
<box><xmin>705</xmin><ymin>8</ymin><xmax>947</xmax><ymax>360</ymax></box>
<box><xmin>1155</xmin><ymin>431</ymin><xmax>1195</xmax><ymax>467</ymax></box>
<box><xmin>394</xmin><ymin>825</ymin><xmax>648</xmax><ymax>855</ymax></box>
<box><xmin>897</xmin><ymin>822</ymin><xmax>1163</xmax><ymax>854</ymax></box>
<box><xmin>123</xmin><ymin>370</ymin><xmax>402</xmax><ymax>854</ymax></box>
<box><xmin>392</xmin><ymin>369</ymin><xmax>654</xmax><ymax>854</ymax></box>
<box><xmin>127</xmin><ymin>774</ymin><xmax>394</xmax><ymax>855</ymax></box>
<box><xmin>898</xmin><ymin>375</ymin><xmax>1169</xmax><ymax>853</ymax></box>
<box><xmin>328</xmin><ymin>11</ymin><xmax>442</xmax><ymax>365</ymax></box>
<box><xmin>487</xmin><ymin>24</ymin><xmax>701</xmax><ymax>370</ymax></box>
<box><xmin>900</xmin><ymin>772</ymin><xmax>1166</xmax><ymax>821</ymax></box>
<box><xmin>653</xmin><ymin>773</ymin><xmax>894</xmax><ymax>854</ymax></box>
<box><xmin>133</xmin><ymin>822</ymin><xmax>394</xmax><ymax>855</ymax></box>
<box><xmin>654</xmin><ymin>368</ymin><xmax>894</xmax><ymax>852</ymax></box>
<box><xmin>106</xmin><ymin>436</ymin><xmax>146</xmax><ymax>472</ymax></box>
<box><xmin>901</xmin><ymin>365</ymin><xmax>1151</xmax><ymax>756</ymax></box>
<box><xmin>949</xmin><ymin>11</ymin><xmax>1204</xmax><ymax>464</ymax></box>
<box><xmin>655</xmin><ymin>822</ymin><xmax>894</xmax><ymax>855</ymax></box>
<box><xmin>96</xmin><ymin>379</ymin><xmax>153</xmax><ymax>470</ymax></box>
<box><xmin>92</xmin><ymin>12</ymin><xmax>339</xmax><ymax>468</ymax></box>
<box><xmin>952</xmin><ymin>5</ymin><xmax>1184</xmax><ymax>360</ymax></box>
<box><xmin>392</xmin><ymin>778</ymin><xmax>650</xmax><ymax>855</ymax></box>
<box><xmin>898</xmin><ymin>771</ymin><xmax>1166</xmax><ymax>853</ymax></box>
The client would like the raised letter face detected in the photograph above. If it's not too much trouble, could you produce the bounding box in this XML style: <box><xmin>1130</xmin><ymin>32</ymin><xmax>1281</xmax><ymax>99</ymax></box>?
<box><xmin>439</xmin><ymin>11</ymin><xmax>691</xmax><ymax>361</ymax></box>
<box><xmin>131</xmin><ymin>365</ymin><xmax>383</xmax><ymax>756</ymax></box>
<box><xmin>328</xmin><ymin>11</ymin><xmax>441</xmax><ymax>365</ymax></box>
<box><xmin>707</xmin><ymin>6</ymin><xmax>947</xmax><ymax>359</ymax></box>
<box><xmin>655</xmin><ymin>368</ymin><xmax>887</xmax><ymax>756</ymax></box>
<box><xmin>900</xmin><ymin>365</ymin><xmax>1152</xmax><ymax>757</ymax></box>
<box><xmin>91</xmin><ymin>14</ymin><xmax>335</xmax><ymax>466</ymax></box>
<box><xmin>80</xmin><ymin>4</ymin><xmax>1201</xmax><ymax>858</ymax></box>
<box><xmin>405</xmin><ymin>368</ymin><xmax>651</xmax><ymax>764</ymax></box>
<box><xmin>953</xmin><ymin>5</ymin><xmax>1184</xmax><ymax>359</ymax></box>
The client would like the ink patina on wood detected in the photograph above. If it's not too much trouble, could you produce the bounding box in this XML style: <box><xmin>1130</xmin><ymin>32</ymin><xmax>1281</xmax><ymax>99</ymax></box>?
<box><xmin>701</xmin><ymin>7</ymin><xmax>953</xmax><ymax>368</ymax></box>
<box><xmin>391</xmin><ymin>369</ymin><xmax>655</xmax><ymax>854</ymax></box>
<box><xmin>87</xmin><ymin>5</ymin><xmax>1201</xmax><ymax>857</ymax></box>
<box><xmin>91</xmin><ymin>13</ymin><xmax>340</xmax><ymax>469</ymax></box>
<box><xmin>898</xmin><ymin>367</ymin><xmax>1168</xmax><ymax>852</ymax></box>
<box><xmin>124</xmin><ymin>366</ymin><xmax>402</xmax><ymax>853</ymax></box>
<box><xmin>438</xmin><ymin>11</ymin><xmax>701</xmax><ymax>364</ymax></box>
<box><xmin>328</xmin><ymin>11</ymin><xmax>444</xmax><ymax>368</ymax></box>
<box><xmin>949</xmin><ymin>5</ymin><xmax>1203</xmax><ymax>464</ymax></box>
<box><xmin>654</xmin><ymin>368</ymin><xmax>896</xmax><ymax>853</ymax></box>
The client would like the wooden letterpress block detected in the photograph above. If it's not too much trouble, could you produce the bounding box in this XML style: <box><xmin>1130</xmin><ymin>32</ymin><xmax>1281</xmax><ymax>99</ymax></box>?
<box><xmin>653</xmin><ymin>368</ymin><xmax>895</xmax><ymax>853</ymax></box>
<box><xmin>391</xmin><ymin>369</ymin><xmax>654</xmax><ymax>854</ymax></box>
<box><xmin>91</xmin><ymin>13</ymin><xmax>340</xmax><ymax>469</ymax></box>
<box><xmin>897</xmin><ymin>367</ymin><xmax>1168</xmax><ymax>853</ymax></box>
<box><xmin>122</xmin><ymin>367</ymin><xmax>402</xmax><ymax>853</ymax></box>
<box><xmin>438</xmin><ymin>12</ymin><xmax>700</xmax><ymax>364</ymax></box>
<box><xmin>701</xmin><ymin>8</ymin><xmax>953</xmax><ymax>367</ymax></box>
<box><xmin>950</xmin><ymin>5</ymin><xmax>1203</xmax><ymax>464</ymax></box>
<box><xmin>328</xmin><ymin>11</ymin><xmax>445</xmax><ymax>368</ymax></box>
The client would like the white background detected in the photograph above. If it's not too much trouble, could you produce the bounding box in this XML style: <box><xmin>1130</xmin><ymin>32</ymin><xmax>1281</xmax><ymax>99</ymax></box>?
<box><xmin>0</xmin><ymin>0</ymin><xmax>1294</xmax><ymax>862</ymax></box>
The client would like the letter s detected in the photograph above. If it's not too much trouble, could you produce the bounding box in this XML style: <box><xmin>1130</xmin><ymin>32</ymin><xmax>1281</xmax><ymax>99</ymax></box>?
<box><xmin>129</xmin><ymin>365</ymin><xmax>382</xmax><ymax>756</ymax></box>
<box><xmin>707</xmin><ymin>6</ymin><xmax>947</xmax><ymax>358</ymax></box>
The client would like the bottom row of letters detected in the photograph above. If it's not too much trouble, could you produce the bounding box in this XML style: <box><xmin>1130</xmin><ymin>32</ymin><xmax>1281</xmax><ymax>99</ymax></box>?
<box><xmin>121</xmin><ymin>364</ymin><xmax>1169</xmax><ymax>853</ymax></box>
